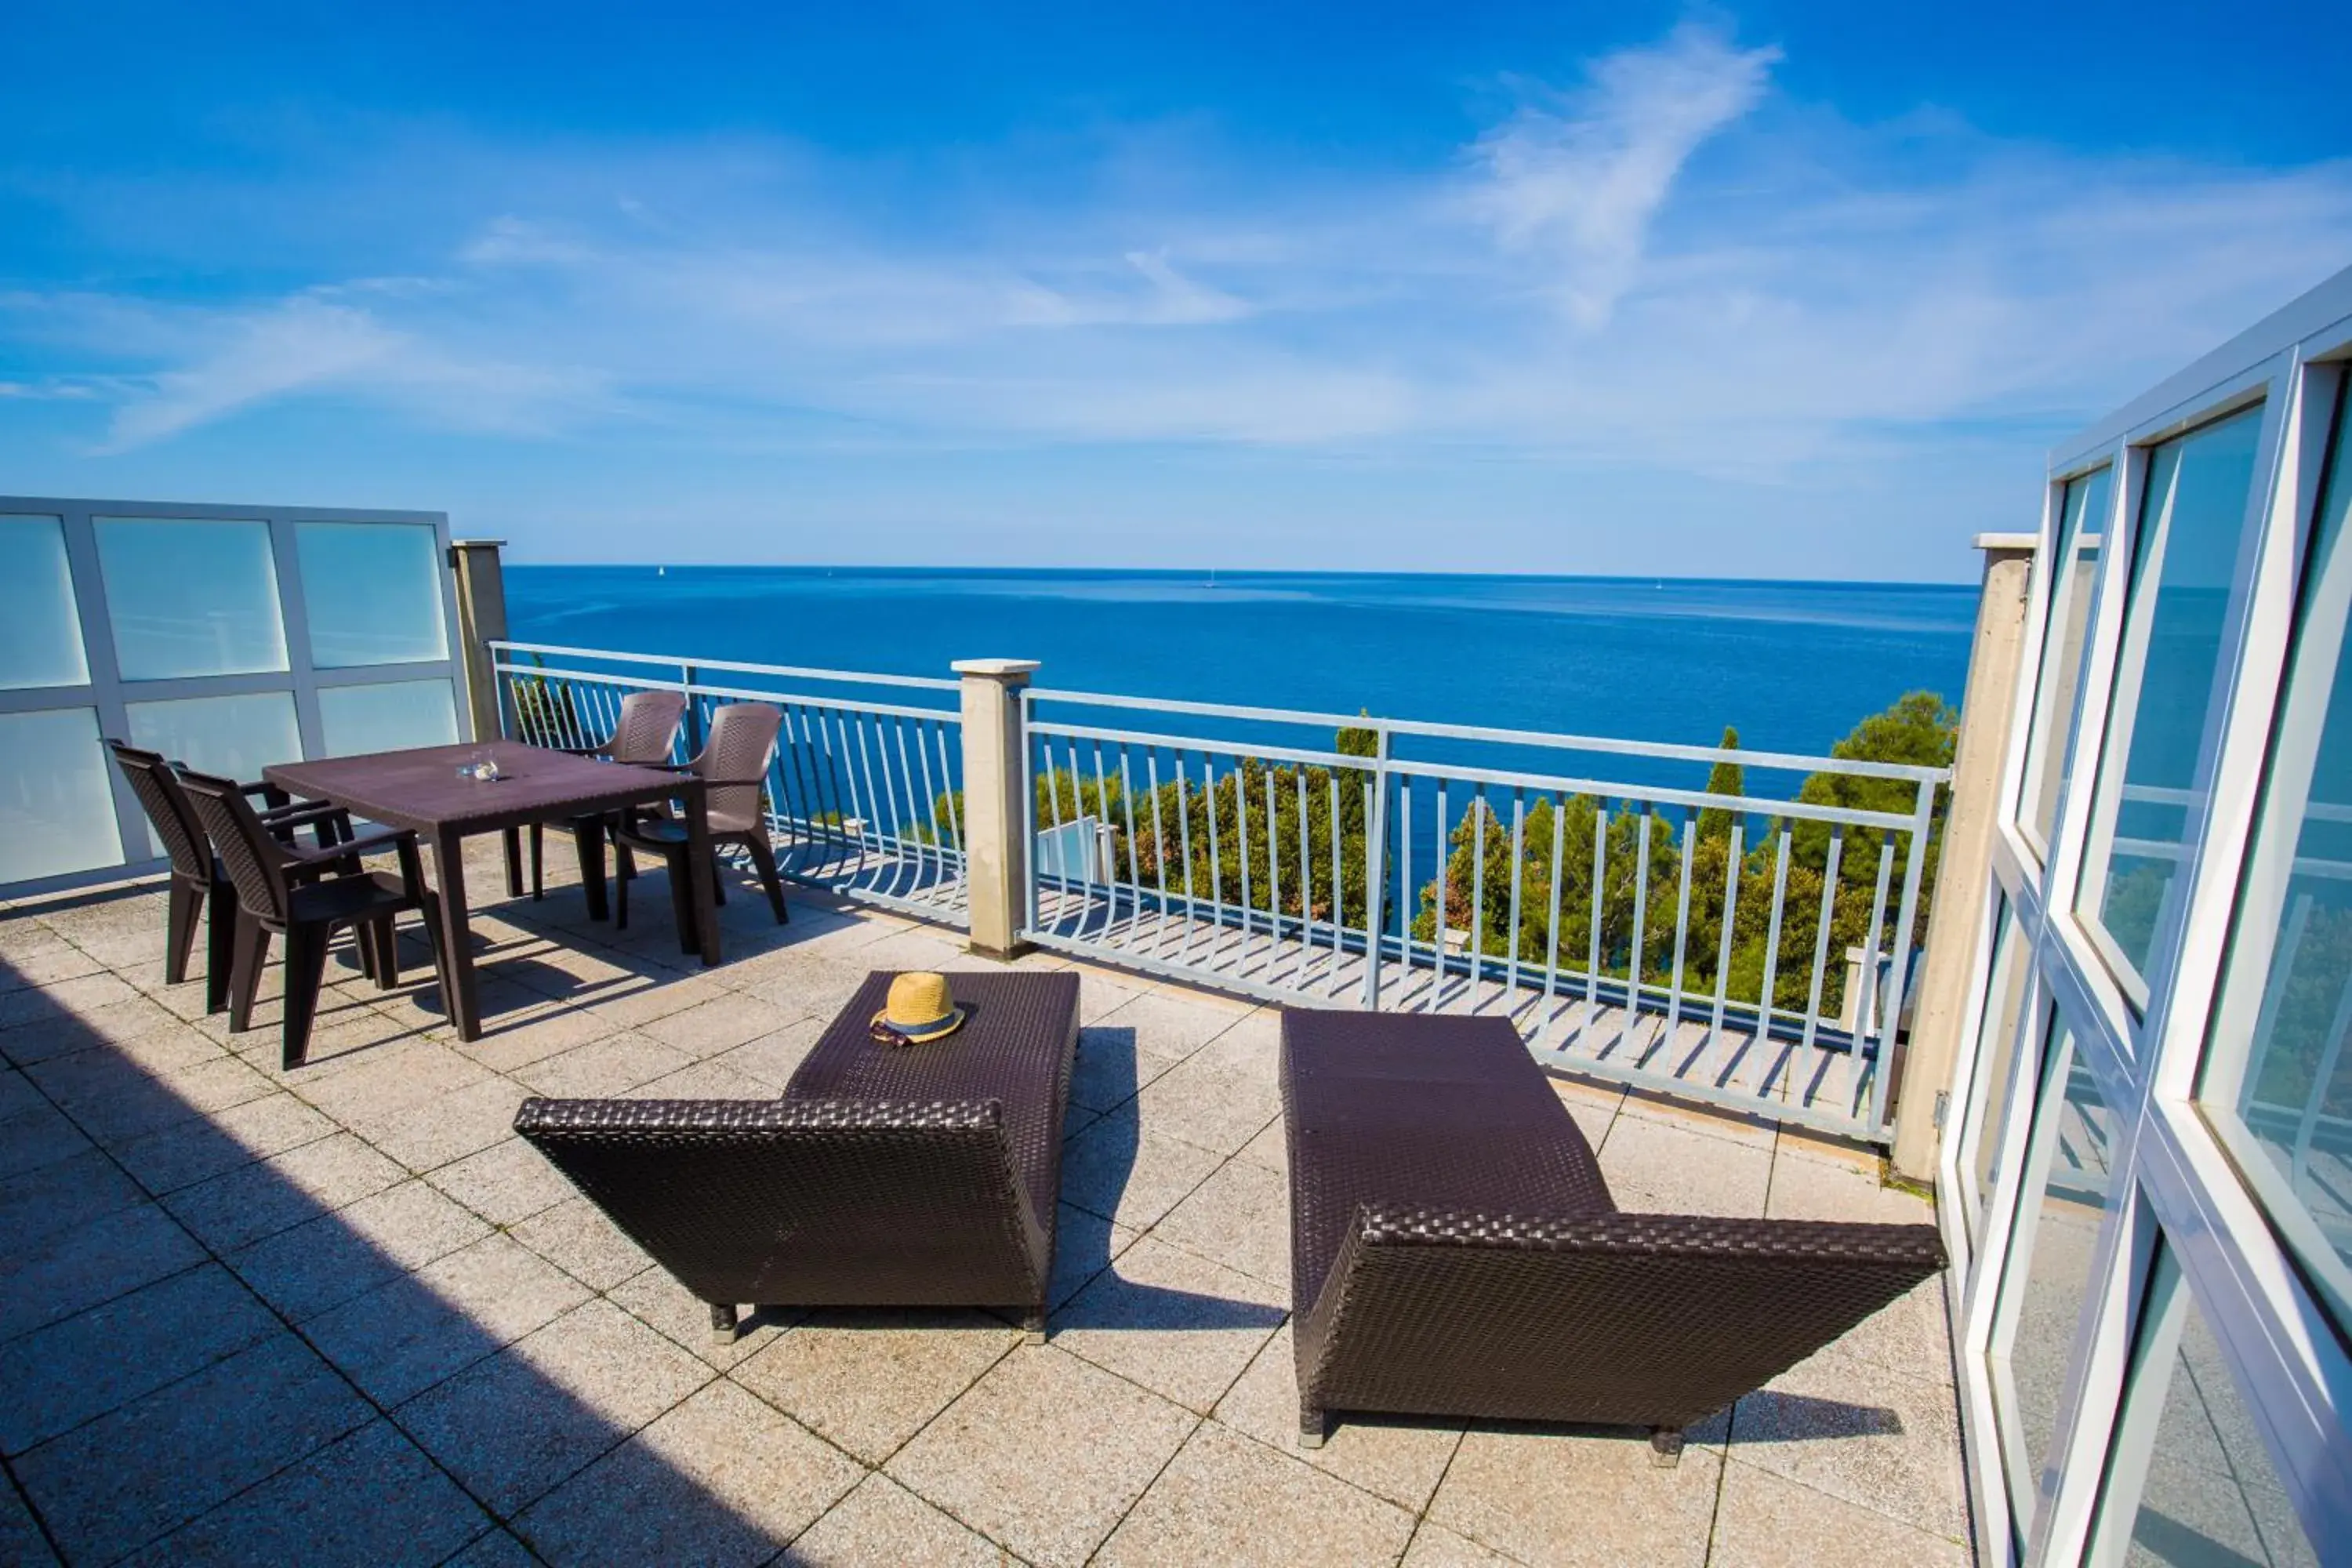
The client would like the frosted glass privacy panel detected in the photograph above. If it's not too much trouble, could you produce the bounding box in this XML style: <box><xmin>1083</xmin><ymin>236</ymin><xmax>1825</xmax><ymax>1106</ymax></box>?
<box><xmin>0</xmin><ymin>708</ymin><xmax>124</xmax><ymax>883</ymax></box>
<box><xmin>2076</xmin><ymin>405</ymin><xmax>2264</xmax><ymax>995</ymax></box>
<box><xmin>318</xmin><ymin>679</ymin><xmax>459</xmax><ymax>757</ymax></box>
<box><xmin>94</xmin><ymin>517</ymin><xmax>289</xmax><ymax>680</ymax></box>
<box><xmin>0</xmin><ymin>515</ymin><xmax>91</xmax><ymax>690</ymax></box>
<box><xmin>125</xmin><ymin>692</ymin><xmax>303</xmax><ymax>858</ymax></box>
<box><xmin>296</xmin><ymin>522</ymin><xmax>449</xmax><ymax>666</ymax></box>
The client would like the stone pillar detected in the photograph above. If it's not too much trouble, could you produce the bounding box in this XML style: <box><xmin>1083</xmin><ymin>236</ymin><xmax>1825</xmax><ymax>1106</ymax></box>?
<box><xmin>447</xmin><ymin>539</ymin><xmax>510</xmax><ymax>743</ymax></box>
<box><xmin>1890</xmin><ymin>533</ymin><xmax>2038</xmax><ymax>1182</ymax></box>
<box><xmin>954</xmin><ymin>658</ymin><xmax>1040</xmax><ymax>960</ymax></box>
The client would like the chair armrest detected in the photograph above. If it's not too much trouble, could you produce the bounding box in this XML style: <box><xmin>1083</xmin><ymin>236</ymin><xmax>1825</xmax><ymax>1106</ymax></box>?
<box><xmin>240</xmin><ymin>779</ymin><xmax>292</xmax><ymax>811</ymax></box>
<box><xmin>1357</xmin><ymin>1206</ymin><xmax>1947</xmax><ymax>1267</ymax></box>
<box><xmin>286</xmin><ymin>827</ymin><xmax>416</xmax><ymax>864</ymax></box>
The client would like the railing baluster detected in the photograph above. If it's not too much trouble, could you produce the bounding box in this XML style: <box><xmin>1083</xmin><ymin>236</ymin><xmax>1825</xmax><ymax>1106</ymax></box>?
<box><xmin>1119</xmin><ymin>744</ymin><xmax>1145</xmax><ymax>958</ymax></box>
<box><xmin>1798</xmin><ymin>826</ymin><xmax>1844</xmax><ymax>1068</ymax></box>
<box><xmin>1758</xmin><ymin>828</ymin><xmax>1792</xmax><ymax>1071</ymax></box>
<box><xmin>1538</xmin><ymin>789</ymin><xmax>1566</xmax><ymax>1047</ymax></box>
<box><xmin>1708</xmin><ymin>822</ymin><xmax>1744</xmax><ymax>1068</ymax></box>
<box><xmin>1234</xmin><ymin>756</ymin><xmax>1254</xmax><ymax>971</ymax></box>
<box><xmin>1264</xmin><ymin>767</ymin><xmax>1283</xmax><ymax>986</ymax></box>
<box><xmin>1045</xmin><ymin>742</ymin><xmax>1071</xmax><ymax>937</ymax></box>
<box><xmin>1628</xmin><ymin>804</ymin><xmax>1650</xmax><ymax>1052</ymax></box>
<box><xmin>1361</xmin><ymin>731</ymin><xmax>1390</xmax><ymax>1010</ymax></box>
<box><xmin>1468</xmin><ymin>786</ymin><xmax>1486</xmax><ymax>1007</ymax></box>
<box><xmin>1432</xmin><ymin>780</ymin><xmax>1450</xmax><ymax>1013</ymax></box>
<box><xmin>1327</xmin><ymin>769</ymin><xmax>1346</xmax><ymax>997</ymax></box>
<box><xmin>1294</xmin><ymin>765</ymin><xmax>1312</xmax><ymax>987</ymax></box>
<box><xmin>1584</xmin><ymin>800</ymin><xmax>1606</xmax><ymax>1044</ymax></box>
<box><xmin>1173</xmin><ymin>751</ymin><xmax>1197</xmax><ymax>958</ymax></box>
<box><xmin>1855</xmin><ymin>837</ymin><xmax>1896</xmax><ymax>1117</ymax></box>
<box><xmin>1398</xmin><ymin>775</ymin><xmax>1417</xmax><ymax>1010</ymax></box>
<box><xmin>1506</xmin><ymin>788</ymin><xmax>1526</xmax><ymax>1004</ymax></box>
<box><xmin>1666</xmin><ymin>808</ymin><xmax>1695</xmax><ymax>1048</ymax></box>
<box><xmin>1146</xmin><ymin>750</ymin><xmax>1171</xmax><ymax>959</ymax></box>
<box><xmin>1090</xmin><ymin>740</ymin><xmax>1117</xmax><ymax>946</ymax></box>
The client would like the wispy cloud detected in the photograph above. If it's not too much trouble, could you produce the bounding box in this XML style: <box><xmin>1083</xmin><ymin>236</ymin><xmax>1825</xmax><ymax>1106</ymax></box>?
<box><xmin>1467</xmin><ymin>24</ymin><xmax>1780</xmax><ymax>325</ymax></box>
<box><xmin>8</xmin><ymin>18</ymin><xmax>2350</xmax><ymax>488</ymax></box>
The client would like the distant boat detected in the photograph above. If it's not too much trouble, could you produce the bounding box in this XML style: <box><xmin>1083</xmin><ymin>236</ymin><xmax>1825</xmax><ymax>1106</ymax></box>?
<box><xmin>658</xmin><ymin>566</ymin><xmax>666</xmax><ymax>577</ymax></box>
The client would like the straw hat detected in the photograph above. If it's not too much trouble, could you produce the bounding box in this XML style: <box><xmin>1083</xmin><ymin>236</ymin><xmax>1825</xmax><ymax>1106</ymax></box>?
<box><xmin>870</xmin><ymin>971</ymin><xmax>968</xmax><ymax>1045</ymax></box>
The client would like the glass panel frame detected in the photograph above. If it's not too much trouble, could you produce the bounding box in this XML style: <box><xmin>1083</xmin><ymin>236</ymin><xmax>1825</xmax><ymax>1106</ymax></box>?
<box><xmin>123</xmin><ymin>692</ymin><xmax>304</xmax><ymax>857</ymax></box>
<box><xmin>295</xmin><ymin>521</ymin><xmax>451</xmax><ymax>668</ymax></box>
<box><xmin>318</xmin><ymin>678</ymin><xmax>461</xmax><ymax>757</ymax></box>
<box><xmin>2020</xmin><ymin>467</ymin><xmax>2114</xmax><ymax>862</ymax></box>
<box><xmin>93</xmin><ymin>516</ymin><xmax>291</xmax><ymax>681</ymax></box>
<box><xmin>0</xmin><ymin>707</ymin><xmax>126</xmax><ymax>883</ymax></box>
<box><xmin>1988</xmin><ymin>1011</ymin><xmax>2126</xmax><ymax>1549</ymax></box>
<box><xmin>1960</xmin><ymin>895</ymin><xmax>2037</xmax><ymax>1245</ymax></box>
<box><xmin>2074</xmin><ymin>402</ymin><xmax>2271</xmax><ymax>1011</ymax></box>
<box><xmin>2089</xmin><ymin>1245</ymin><xmax>2322</xmax><ymax>1566</ymax></box>
<box><xmin>0</xmin><ymin>514</ymin><xmax>91</xmax><ymax>691</ymax></box>
<box><xmin>2197</xmin><ymin>369</ymin><xmax>2352</xmax><ymax>1335</ymax></box>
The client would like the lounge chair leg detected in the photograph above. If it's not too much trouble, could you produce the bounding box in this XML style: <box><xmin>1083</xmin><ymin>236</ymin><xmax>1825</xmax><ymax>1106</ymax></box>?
<box><xmin>1298</xmin><ymin>1407</ymin><xmax>1327</xmax><ymax>1450</ymax></box>
<box><xmin>1649</xmin><ymin>1428</ymin><xmax>1684</xmax><ymax>1468</ymax></box>
<box><xmin>710</xmin><ymin>1303</ymin><xmax>739</xmax><ymax>1345</ymax></box>
<box><xmin>1021</xmin><ymin>1308</ymin><xmax>1046</xmax><ymax>1346</ymax></box>
<box><xmin>165</xmin><ymin>876</ymin><xmax>204</xmax><ymax>985</ymax></box>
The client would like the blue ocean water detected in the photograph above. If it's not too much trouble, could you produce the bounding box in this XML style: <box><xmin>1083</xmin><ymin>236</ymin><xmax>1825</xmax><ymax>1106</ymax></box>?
<box><xmin>504</xmin><ymin>567</ymin><xmax>1975</xmax><ymax>764</ymax></box>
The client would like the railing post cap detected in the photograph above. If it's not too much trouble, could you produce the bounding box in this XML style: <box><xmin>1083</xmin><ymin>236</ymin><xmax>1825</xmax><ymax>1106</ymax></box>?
<box><xmin>451</xmin><ymin>538</ymin><xmax>508</xmax><ymax>549</ymax></box>
<box><xmin>1972</xmin><ymin>532</ymin><xmax>2038</xmax><ymax>554</ymax></box>
<box><xmin>952</xmin><ymin>659</ymin><xmax>1041</xmax><ymax>681</ymax></box>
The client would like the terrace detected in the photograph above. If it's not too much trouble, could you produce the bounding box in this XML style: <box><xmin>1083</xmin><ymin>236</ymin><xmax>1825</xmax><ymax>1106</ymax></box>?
<box><xmin>1</xmin><ymin>833</ymin><xmax>1962</xmax><ymax>1566</ymax></box>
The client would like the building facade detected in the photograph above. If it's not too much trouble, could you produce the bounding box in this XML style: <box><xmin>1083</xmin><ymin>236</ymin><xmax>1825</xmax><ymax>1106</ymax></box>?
<box><xmin>1940</xmin><ymin>265</ymin><xmax>2352</xmax><ymax>1563</ymax></box>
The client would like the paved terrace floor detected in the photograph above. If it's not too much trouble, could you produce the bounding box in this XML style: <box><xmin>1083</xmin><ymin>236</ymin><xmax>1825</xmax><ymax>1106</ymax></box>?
<box><xmin>0</xmin><ymin>843</ymin><xmax>1969</xmax><ymax>1567</ymax></box>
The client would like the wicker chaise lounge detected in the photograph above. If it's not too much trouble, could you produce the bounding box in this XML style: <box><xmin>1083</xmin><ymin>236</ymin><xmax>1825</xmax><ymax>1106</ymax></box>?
<box><xmin>515</xmin><ymin>971</ymin><xmax>1080</xmax><ymax>1342</ymax></box>
<box><xmin>1282</xmin><ymin>1011</ymin><xmax>1946</xmax><ymax>1461</ymax></box>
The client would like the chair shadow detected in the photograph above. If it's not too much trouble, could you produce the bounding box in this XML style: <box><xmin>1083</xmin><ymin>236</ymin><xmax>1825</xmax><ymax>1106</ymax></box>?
<box><xmin>0</xmin><ymin>911</ymin><xmax>817</xmax><ymax>1564</ymax></box>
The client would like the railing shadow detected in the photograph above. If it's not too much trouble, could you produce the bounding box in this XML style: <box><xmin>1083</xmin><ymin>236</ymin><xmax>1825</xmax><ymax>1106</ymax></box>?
<box><xmin>0</xmin><ymin>888</ymin><xmax>837</xmax><ymax>1566</ymax></box>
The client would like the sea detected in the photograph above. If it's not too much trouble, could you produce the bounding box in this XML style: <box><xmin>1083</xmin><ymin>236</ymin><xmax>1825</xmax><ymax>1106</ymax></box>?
<box><xmin>505</xmin><ymin>568</ymin><xmax>1976</xmax><ymax>769</ymax></box>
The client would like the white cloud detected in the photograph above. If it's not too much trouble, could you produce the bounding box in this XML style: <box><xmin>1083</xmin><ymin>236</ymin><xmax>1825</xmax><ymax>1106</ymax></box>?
<box><xmin>1466</xmin><ymin>24</ymin><xmax>1780</xmax><ymax>326</ymax></box>
<box><xmin>8</xmin><ymin>19</ymin><xmax>2351</xmax><ymax>491</ymax></box>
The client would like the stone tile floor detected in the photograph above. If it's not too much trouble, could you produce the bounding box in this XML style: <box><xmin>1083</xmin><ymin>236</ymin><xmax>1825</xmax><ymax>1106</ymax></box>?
<box><xmin>0</xmin><ymin>843</ymin><xmax>1972</xmax><ymax>1566</ymax></box>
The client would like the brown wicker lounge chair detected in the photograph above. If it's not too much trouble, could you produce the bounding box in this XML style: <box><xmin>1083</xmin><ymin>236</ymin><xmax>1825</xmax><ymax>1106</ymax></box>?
<box><xmin>514</xmin><ymin>971</ymin><xmax>1080</xmax><ymax>1342</ymax></box>
<box><xmin>1281</xmin><ymin>1011</ymin><xmax>1946</xmax><ymax>1461</ymax></box>
<box><xmin>612</xmin><ymin>699</ymin><xmax>789</xmax><ymax>935</ymax></box>
<box><xmin>104</xmin><ymin>740</ymin><xmax>359</xmax><ymax>1014</ymax></box>
<box><xmin>516</xmin><ymin>687</ymin><xmax>688</xmax><ymax>902</ymax></box>
<box><xmin>178</xmin><ymin>766</ymin><xmax>452</xmax><ymax>1069</ymax></box>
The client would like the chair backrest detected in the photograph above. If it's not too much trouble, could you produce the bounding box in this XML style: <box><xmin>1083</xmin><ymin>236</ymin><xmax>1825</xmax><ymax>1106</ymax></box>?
<box><xmin>106</xmin><ymin>739</ymin><xmax>218</xmax><ymax>880</ymax></box>
<box><xmin>694</xmin><ymin>702</ymin><xmax>782</xmax><ymax>835</ymax></box>
<box><xmin>608</xmin><ymin>689</ymin><xmax>688</xmax><ymax>766</ymax></box>
<box><xmin>176</xmin><ymin>767</ymin><xmax>293</xmax><ymax>923</ymax></box>
<box><xmin>1295</xmin><ymin>1206</ymin><xmax>1945</xmax><ymax>1432</ymax></box>
<box><xmin>514</xmin><ymin>1097</ymin><xmax>1048</xmax><ymax>1310</ymax></box>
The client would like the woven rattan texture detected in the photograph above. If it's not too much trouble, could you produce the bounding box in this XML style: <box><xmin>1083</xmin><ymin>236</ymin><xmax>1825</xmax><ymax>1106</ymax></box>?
<box><xmin>514</xmin><ymin>1096</ymin><xmax>1048</xmax><ymax>1309</ymax></box>
<box><xmin>788</xmin><ymin>971</ymin><xmax>1080</xmax><ymax>1234</ymax></box>
<box><xmin>700</xmin><ymin>702</ymin><xmax>782</xmax><ymax>833</ymax></box>
<box><xmin>1280</xmin><ymin>1010</ymin><xmax>1945</xmax><ymax>1432</ymax></box>
<box><xmin>609</xmin><ymin>690</ymin><xmax>689</xmax><ymax>765</ymax></box>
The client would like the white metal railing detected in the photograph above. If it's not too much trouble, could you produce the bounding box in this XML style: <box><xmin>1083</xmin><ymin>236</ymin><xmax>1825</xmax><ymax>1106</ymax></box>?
<box><xmin>488</xmin><ymin>641</ymin><xmax>967</xmax><ymax>923</ymax></box>
<box><xmin>1018</xmin><ymin>688</ymin><xmax>1948</xmax><ymax>1142</ymax></box>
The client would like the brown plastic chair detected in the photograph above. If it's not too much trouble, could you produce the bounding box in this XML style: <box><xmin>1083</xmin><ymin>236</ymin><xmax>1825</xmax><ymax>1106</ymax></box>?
<box><xmin>613</xmin><ymin>700</ymin><xmax>788</xmax><ymax>939</ymax></box>
<box><xmin>177</xmin><ymin>766</ymin><xmax>452</xmax><ymax>1069</ymax></box>
<box><xmin>518</xmin><ymin>688</ymin><xmax>689</xmax><ymax>902</ymax></box>
<box><xmin>104</xmin><ymin>740</ymin><xmax>358</xmax><ymax>1014</ymax></box>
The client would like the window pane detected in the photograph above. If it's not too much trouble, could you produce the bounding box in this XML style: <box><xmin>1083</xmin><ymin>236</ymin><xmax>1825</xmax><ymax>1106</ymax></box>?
<box><xmin>124</xmin><ymin>694</ymin><xmax>303</xmax><ymax>858</ymax></box>
<box><xmin>2022</xmin><ymin>469</ymin><xmax>2111</xmax><ymax>851</ymax></box>
<box><xmin>2078</xmin><ymin>406</ymin><xmax>2265</xmax><ymax>993</ymax></box>
<box><xmin>95</xmin><ymin>517</ymin><xmax>289</xmax><ymax>680</ymax></box>
<box><xmin>2200</xmin><ymin>381</ymin><xmax>2352</xmax><ymax>1330</ymax></box>
<box><xmin>1965</xmin><ymin>901</ymin><xmax>2036</xmax><ymax>1243</ymax></box>
<box><xmin>318</xmin><ymin>680</ymin><xmax>459</xmax><ymax>757</ymax></box>
<box><xmin>1991</xmin><ymin>1018</ymin><xmax>2121</xmax><ymax>1540</ymax></box>
<box><xmin>0</xmin><ymin>516</ymin><xmax>90</xmax><ymax>690</ymax></box>
<box><xmin>296</xmin><ymin>522</ymin><xmax>448</xmax><ymax>667</ymax></box>
<box><xmin>2109</xmin><ymin>1259</ymin><xmax>2320</xmax><ymax>1566</ymax></box>
<box><xmin>0</xmin><ymin>708</ymin><xmax>124</xmax><ymax>883</ymax></box>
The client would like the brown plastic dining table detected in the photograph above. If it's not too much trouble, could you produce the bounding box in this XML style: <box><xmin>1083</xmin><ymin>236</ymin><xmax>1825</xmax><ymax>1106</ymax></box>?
<box><xmin>264</xmin><ymin>739</ymin><xmax>720</xmax><ymax>1041</ymax></box>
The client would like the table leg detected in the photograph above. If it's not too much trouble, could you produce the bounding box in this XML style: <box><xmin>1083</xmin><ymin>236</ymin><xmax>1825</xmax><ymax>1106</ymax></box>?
<box><xmin>683</xmin><ymin>793</ymin><xmax>721</xmax><ymax>967</ymax></box>
<box><xmin>433</xmin><ymin>829</ymin><xmax>483</xmax><ymax>1040</ymax></box>
<box><xmin>576</xmin><ymin>818</ymin><xmax>611</xmax><ymax>922</ymax></box>
<box><xmin>501</xmin><ymin>828</ymin><xmax>524</xmax><ymax>898</ymax></box>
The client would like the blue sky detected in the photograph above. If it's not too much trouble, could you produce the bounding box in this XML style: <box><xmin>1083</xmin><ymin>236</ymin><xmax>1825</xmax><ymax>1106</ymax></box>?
<box><xmin>4</xmin><ymin>2</ymin><xmax>2348</xmax><ymax>579</ymax></box>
